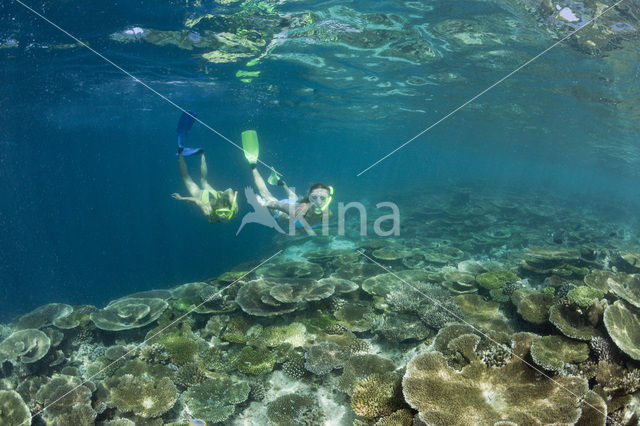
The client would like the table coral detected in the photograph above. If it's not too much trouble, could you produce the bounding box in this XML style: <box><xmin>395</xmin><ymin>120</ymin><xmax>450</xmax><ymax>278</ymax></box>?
<box><xmin>90</xmin><ymin>297</ymin><xmax>167</xmax><ymax>331</ymax></box>
<box><xmin>0</xmin><ymin>390</ymin><xmax>31</xmax><ymax>426</ymax></box>
<box><xmin>183</xmin><ymin>376</ymin><xmax>250</xmax><ymax>423</ymax></box>
<box><xmin>603</xmin><ymin>300</ymin><xmax>640</xmax><ymax>361</ymax></box>
<box><xmin>403</xmin><ymin>349</ymin><xmax>588</xmax><ymax>425</ymax></box>
<box><xmin>530</xmin><ymin>335</ymin><xmax>589</xmax><ymax>372</ymax></box>
<box><xmin>106</xmin><ymin>374</ymin><xmax>177</xmax><ymax>418</ymax></box>
<box><xmin>0</xmin><ymin>329</ymin><xmax>51</xmax><ymax>364</ymax></box>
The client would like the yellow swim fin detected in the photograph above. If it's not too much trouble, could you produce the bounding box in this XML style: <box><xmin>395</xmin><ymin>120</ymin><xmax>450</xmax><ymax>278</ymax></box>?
<box><xmin>241</xmin><ymin>130</ymin><xmax>259</xmax><ymax>165</ymax></box>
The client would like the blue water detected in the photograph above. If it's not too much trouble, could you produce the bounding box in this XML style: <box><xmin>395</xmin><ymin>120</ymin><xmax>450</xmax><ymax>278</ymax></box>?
<box><xmin>1</xmin><ymin>0</ymin><xmax>639</xmax><ymax>321</ymax></box>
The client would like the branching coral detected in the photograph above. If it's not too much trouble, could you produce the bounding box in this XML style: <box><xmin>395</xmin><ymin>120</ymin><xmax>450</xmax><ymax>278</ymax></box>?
<box><xmin>339</xmin><ymin>354</ymin><xmax>396</xmax><ymax>396</ymax></box>
<box><xmin>283</xmin><ymin>354</ymin><xmax>306</xmax><ymax>379</ymax></box>
<box><xmin>139</xmin><ymin>343</ymin><xmax>169</xmax><ymax>364</ymax></box>
<box><xmin>174</xmin><ymin>362</ymin><xmax>206</xmax><ymax>388</ymax></box>
<box><xmin>350</xmin><ymin>372</ymin><xmax>402</xmax><ymax>418</ymax></box>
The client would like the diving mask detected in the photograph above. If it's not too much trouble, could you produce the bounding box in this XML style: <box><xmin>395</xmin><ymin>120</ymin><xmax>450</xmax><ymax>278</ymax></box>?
<box><xmin>309</xmin><ymin>186</ymin><xmax>333</xmax><ymax>213</ymax></box>
<box><xmin>214</xmin><ymin>191</ymin><xmax>238</xmax><ymax>220</ymax></box>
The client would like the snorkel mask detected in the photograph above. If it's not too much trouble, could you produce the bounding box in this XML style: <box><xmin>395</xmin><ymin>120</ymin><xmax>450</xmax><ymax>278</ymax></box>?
<box><xmin>214</xmin><ymin>191</ymin><xmax>238</xmax><ymax>220</ymax></box>
<box><xmin>309</xmin><ymin>186</ymin><xmax>333</xmax><ymax>214</ymax></box>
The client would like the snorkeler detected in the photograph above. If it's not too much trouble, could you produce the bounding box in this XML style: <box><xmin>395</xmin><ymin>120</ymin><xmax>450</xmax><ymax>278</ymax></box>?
<box><xmin>172</xmin><ymin>112</ymin><xmax>238</xmax><ymax>223</ymax></box>
<box><xmin>241</xmin><ymin>130</ymin><xmax>333</xmax><ymax>231</ymax></box>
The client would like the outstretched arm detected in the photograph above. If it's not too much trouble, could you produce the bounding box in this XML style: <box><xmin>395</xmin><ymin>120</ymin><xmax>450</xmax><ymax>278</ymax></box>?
<box><xmin>172</xmin><ymin>193</ymin><xmax>199</xmax><ymax>203</ymax></box>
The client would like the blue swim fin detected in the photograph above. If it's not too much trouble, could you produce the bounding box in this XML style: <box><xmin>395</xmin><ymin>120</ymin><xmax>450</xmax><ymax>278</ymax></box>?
<box><xmin>177</xmin><ymin>111</ymin><xmax>202</xmax><ymax>156</ymax></box>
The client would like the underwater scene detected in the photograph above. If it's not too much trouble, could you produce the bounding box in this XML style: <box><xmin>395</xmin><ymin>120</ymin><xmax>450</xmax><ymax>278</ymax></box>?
<box><xmin>2</xmin><ymin>0</ymin><xmax>640</xmax><ymax>425</ymax></box>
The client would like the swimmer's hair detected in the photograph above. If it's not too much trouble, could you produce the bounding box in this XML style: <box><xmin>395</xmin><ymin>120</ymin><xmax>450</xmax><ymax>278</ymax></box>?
<box><xmin>300</xmin><ymin>183</ymin><xmax>331</xmax><ymax>203</ymax></box>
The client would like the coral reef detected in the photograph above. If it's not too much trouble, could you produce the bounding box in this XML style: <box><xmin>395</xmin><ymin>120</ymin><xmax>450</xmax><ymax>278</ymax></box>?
<box><xmin>0</xmin><ymin>390</ymin><xmax>31</xmax><ymax>425</ymax></box>
<box><xmin>6</xmin><ymin>185</ymin><xmax>640</xmax><ymax>424</ymax></box>
<box><xmin>35</xmin><ymin>374</ymin><xmax>96</xmax><ymax>423</ymax></box>
<box><xmin>339</xmin><ymin>354</ymin><xmax>396</xmax><ymax>396</ymax></box>
<box><xmin>234</xmin><ymin>345</ymin><xmax>276</xmax><ymax>375</ymax></box>
<box><xmin>257</xmin><ymin>260</ymin><xmax>324</xmax><ymax>279</ymax></box>
<box><xmin>250</xmin><ymin>322</ymin><xmax>307</xmax><ymax>347</ymax></box>
<box><xmin>351</xmin><ymin>372</ymin><xmax>402</xmax><ymax>418</ymax></box>
<box><xmin>606</xmin><ymin>273</ymin><xmax>640</xmax><ymax>308</ymax></box>
<box><xmin>269</xmin><ymin>278</ymin><xmax>335</xmax><ymax>303</ymax></box>
<box><xmin>403</xmin><ymin>345</ymin><xmax>589</xmax><ymax>424</ymax></box>
<box><xmin>512</xmin><ymin>289</ymin><xmax>554</xmax><ymax>324</ymax></box>
<box><xmin>139</xmin><ymin>343</ymin><xmax>169</xmax><ymax>364</ymax></box>
<box><xmin>566</xmin><ymin>286</ymin><xmax>604</xmax><ymax>308</ymax></box>
<box><xmin>157</xmin><ymin>333</ymin><xmax>199</xmax><ymax>366</ymax></box>
<box><xmin>174</xmin><ymin>362</ymin><xmax>206</xmax><ymax>388</ymax></box>
<box><xmin>0</xmin><ymin>329</ymin><xmax>51</xmax><ymax>364</ymax></box>
<box><xmin>235</xmin><ymin>279</ymin><xmax>299</xmax><ymax>316</ymax></box>
<box><xmin>282</xmin><ymin>354</ymin><xmax>306</xmax><ymax>379</ymax></box>
<box><xmin>549</xmin><ymin>304</ymin><xmax>602</xmax><ymax>341</ymax></box>
<box><xmin>90</xmin><ymin>298</ymin><xmax>168</xmax><ymax>331</ymax></box>
<box><xmin>266</xmin><ymin>394</ymin><xmax>324</xmax><ymax>425</ymax></box>
<box><xmin>386</xmin><ymin>280</ymin><xmax>461</xmax><ymax>329</ymax></box>
<box><xmin>183</xmin><ymin>377</ymin><xmax>250</xmax><ymax>423</ymax></box>
<box><xmin>476</xmin><ymin>270</ymin><xmax>519</xmax><ymax>290</ymax></box>
<box><xmin>530</xmin><ymin>335</ymin><xmax>590</xmax><ymax>372</ymax></box>
<box><xmin>101</xmin><ymin>373</ymin><xmax>177</xmax><ymax>418</ymax></box>
<box><xmin>304</xmin><ymin>341</ymin><xmax>349</xmax><ymax>375</ymax></box>
<box><xmin>603</xmin><ymin>300</ymin><xmax>640</xmax><ymax>361</ymax></box>
<box><xmin>15</xmin><ymin>303</ymin><xmax>73</xmax><ymax>330</ymax></box>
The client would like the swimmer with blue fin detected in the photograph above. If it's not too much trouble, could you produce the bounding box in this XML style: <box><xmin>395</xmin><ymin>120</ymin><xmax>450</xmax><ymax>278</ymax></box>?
<box><xmin>242</xmin><ymin>130</ymin><xmax>333</xmax><ymax>231</ymax></box>
<box><xmin>172</xmin><ymin>112</ymin><xmax>238</xmax><ymax>223</ymax></box>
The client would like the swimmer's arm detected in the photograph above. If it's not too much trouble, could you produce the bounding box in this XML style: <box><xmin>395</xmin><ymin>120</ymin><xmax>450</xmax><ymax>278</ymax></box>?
<box><xmin>172</xmin><ymin>193</ymin><xmax>205</xmax><ymax>209</ymax></box>
<box><xmin>172</xmin><ymin>193</ymin><xmax>196</xmax><ymax>202</ymax></box>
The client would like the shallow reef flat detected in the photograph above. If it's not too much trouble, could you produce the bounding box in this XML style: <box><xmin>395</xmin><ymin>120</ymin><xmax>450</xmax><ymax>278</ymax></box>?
<box><xmin>1</xmin><ymin>184</ymin><xmax>640</xmax><ymax>425</ymax></box>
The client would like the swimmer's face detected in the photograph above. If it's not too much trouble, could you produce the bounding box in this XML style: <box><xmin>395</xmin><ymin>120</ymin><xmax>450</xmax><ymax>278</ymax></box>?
<box><xmin>308</xmin><ymin>188</ymin><xmax>330</xmax><ymax>209</ymax></box>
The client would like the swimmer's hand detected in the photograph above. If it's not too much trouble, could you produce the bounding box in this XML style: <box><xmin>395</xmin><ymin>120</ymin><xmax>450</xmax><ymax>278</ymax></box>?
<box><xmin>255</xmin><ymin>195</ymin><xmax>267</xmax><ymax>207</ymax></box>
<box><xmin>172</xmin><ymin>193</ymin><xmax>184</xmax><ymax>200</ymax></box>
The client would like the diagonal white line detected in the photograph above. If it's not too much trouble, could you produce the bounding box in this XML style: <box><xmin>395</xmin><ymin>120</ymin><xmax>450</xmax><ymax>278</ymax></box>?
<box><xmin>13</xmin><ymin>0</ymin><xmax>282</xmax><ymax>175</ymax></box>
<box><xmin>357</xmin><ymin>250</ymin><xmax>619</xmax><ymax>424</ymax></box>
<box><xmin>356</xmin><ymin>0</ymin><xmax>627</xmax><ymax>176</ymax></box>
<box><xmin>24</xmin><ymin>250</ymin><xmax>283</xmax><ymax>426</ymax></box>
